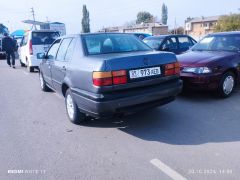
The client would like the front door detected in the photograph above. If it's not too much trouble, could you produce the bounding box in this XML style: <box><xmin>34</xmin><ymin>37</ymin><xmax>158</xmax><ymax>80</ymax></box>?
<box><xmin>41</xmin><ymin>39</ymin><xmax>61</xmax><ymax>88</ymax></box>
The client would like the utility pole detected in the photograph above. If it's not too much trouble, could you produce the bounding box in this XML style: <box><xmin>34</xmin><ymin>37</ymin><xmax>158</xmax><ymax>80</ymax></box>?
<box><xmin>31</xmin><ymin>7</ymin><xmax>37</xmax><ymax>30</ymax></box>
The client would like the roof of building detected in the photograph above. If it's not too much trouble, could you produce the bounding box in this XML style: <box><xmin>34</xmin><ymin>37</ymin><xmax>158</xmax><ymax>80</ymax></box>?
<box><xmin>187</xmin><ymin>16</ymin><xmax>221</xmax><ymax>23</ymax></box>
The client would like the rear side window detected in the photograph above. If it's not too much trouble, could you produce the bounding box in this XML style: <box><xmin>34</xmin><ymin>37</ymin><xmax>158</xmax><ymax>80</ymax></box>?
<box><xmin>178</xmin><ymin>37</ymin><xmax>193</xmax><ymax>49</ymax></box>
<box><xmin>65</xmin><ymin>38</ymin><xmax>76</xmax><ymax>60</ymax></box>
<box><xmin>56</xmin><ymin>38</ymin><xmax>73</xmax><ymax>61</ymax></box>
<box><xmin>32</xmin><ymin>32</ymin><xmax>60</xmax><ymax>45</ymax></box>
<box><xmin>21</xmin><ymin>35</ymin><xmax>28</xmax><ymax>46</ymax></box>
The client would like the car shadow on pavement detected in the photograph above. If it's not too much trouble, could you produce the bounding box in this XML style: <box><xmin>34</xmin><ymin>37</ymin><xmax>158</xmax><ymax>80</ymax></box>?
<box><xmin>83</xmin><ymin>89</ymin><xmax>240</xmax><ymax>145</ymax></box>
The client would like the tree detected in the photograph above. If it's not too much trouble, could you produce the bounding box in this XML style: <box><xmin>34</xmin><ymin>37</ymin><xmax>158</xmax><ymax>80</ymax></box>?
<box><xmin>82</xmin><ymin>5</ymin><xmax>90</xmax><ymax>33</ymax></box>
<box><xmin>214</xmin><ymin>14</ymin><xmax>240</xmax><ymax>32</ymax></box>
<box><xmin>161</xmin><ymin>3</ymin><xmax>168</xmax><ymax>25</ymax></box>
<box><xmin>136</xmin><ymin>11</ymin><xmax>154</xmax><ymax>24</ymax></box>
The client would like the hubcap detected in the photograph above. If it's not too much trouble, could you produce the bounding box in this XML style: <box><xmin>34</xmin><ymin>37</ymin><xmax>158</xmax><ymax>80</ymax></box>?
<box><xmin>66</xmin><ymin>94</ymin><xmax>74</xmax><ymax>119</ymax></box>
<box><xmin>223</xmin><ymin>76</ymin><xmax>234</xmax><ymax>95</ymax></box>
<box><xmin>39</xmin><ymin>74</ymin><xmax>44</xmax><ymax>89</ymax></box>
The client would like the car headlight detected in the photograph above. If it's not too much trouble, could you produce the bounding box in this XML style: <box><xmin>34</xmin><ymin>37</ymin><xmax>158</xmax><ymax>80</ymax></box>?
<box><xmin>182</xmin><ymin>67</ymin><xmax>212</xmax><ymax>74</ymax></box>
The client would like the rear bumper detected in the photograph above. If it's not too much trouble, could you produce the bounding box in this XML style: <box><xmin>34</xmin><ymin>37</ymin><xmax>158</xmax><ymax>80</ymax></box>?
<box><xmin>181</xmin><ymin>73</ymin><xmax>221</xmax><ymax>91</ymax></box>
<box><xmin>72</xmin><ymin>79</ymin><xmax>183</xmax><ymax>118</ymax></box>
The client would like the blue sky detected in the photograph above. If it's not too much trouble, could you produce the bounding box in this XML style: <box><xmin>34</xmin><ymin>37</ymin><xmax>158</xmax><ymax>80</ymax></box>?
<box><xmin>0</xmin><ymin>0</ymin><xmax>239</xmax><ymax>33</ymax></box>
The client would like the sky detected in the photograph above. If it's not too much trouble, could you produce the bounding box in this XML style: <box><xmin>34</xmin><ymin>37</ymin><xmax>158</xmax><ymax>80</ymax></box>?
<box><xmin>0</xmin><ymin>0</ymin><xmax>239</xmax><ymax>34</ymax></box>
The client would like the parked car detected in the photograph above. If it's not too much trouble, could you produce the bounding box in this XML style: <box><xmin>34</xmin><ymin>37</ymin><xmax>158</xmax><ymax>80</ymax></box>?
<box><xmin>0</xmin><ymin>38</ymin><xmax>6</xmax><ymax>59</ymax></box>
<box><xmin>19</xmin><ymin>30</ymin><xmax>60</xmax><ymax>72</ymax></box>
<box><xmin>143</xmin><ymin>35</ymin><xmax>197</xmax><ymax>54</ymax></box>
<box><xmin>132</xmin><ymin>33</ymin><xmax>151</xmax><ymax>40</ymax></box>
<box><xmin>178</xmin><ymin>31</ymin><xmax>240</xmax><ymax>97</ymax></box>
<box><xmin>38</xmin><ymin>33</ymin><xmax>182</xmax><ymax>124</ymax></box>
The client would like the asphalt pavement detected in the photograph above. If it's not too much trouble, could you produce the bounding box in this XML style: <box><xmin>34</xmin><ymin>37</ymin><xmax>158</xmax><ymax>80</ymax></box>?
<box><xmin>0</xmin><ymin>59</ymin><xmax>240</xmax><ymax>180</ymax></box>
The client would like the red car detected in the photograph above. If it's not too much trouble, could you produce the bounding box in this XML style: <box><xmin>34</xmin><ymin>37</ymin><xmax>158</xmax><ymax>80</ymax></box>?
<box><xmin>177</xmin><ymin>31</ymin><xmax>240</xmax><ymax>97</ymax></box>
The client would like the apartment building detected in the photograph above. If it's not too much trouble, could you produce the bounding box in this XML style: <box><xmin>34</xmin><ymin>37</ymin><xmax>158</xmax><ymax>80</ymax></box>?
<box><xmin>185</xmin><ymin>16</ymin><xmax>220</xmax><ymax>40</ymax></box>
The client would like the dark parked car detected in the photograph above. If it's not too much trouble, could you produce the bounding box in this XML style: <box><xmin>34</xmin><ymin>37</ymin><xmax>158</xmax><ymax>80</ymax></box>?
<box><xmin>178</xmin><ymin>31</ymin><xmax>240</xmax><ymax>97</ymax></box>
<box><xmin>39</xmin><ymin>33</ymin><xmax>182</xmax><ymax>124</ymax></box>
<box><xmin>143</xmin><ymin>35</ymin><xmax>197</xmax><ymax>54</ymax></box>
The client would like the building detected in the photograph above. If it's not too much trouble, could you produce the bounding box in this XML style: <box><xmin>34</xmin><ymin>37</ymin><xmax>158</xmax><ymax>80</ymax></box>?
<box><xmin>22</xmin><ymin>20</ymin><xmax>66</xmax><ymax>36</ymax></box>
<box><xmin>99</xmin><ymin>22</ymin><xmax>169</xmax><ymax>35</ymax></box>
<box><xmin>185</xmin><ymin>16</ymin><xmax>220</xmax><ymax>40</ymax></box>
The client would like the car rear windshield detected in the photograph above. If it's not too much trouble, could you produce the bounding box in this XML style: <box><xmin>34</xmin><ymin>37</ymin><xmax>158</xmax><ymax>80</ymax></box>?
<box><xmin>192</xmin><ymin>34</ymin><xmax>240</xmax><ymax>52</ymax></box>
<box><xmin>82</xmin><ymin>34</ymin><xmax>152</xmax><ymax>55</ymax></box>
<box><xmin>32</xmin><ymin>32</ymin><xmax>60</xmax><ymax>45</ymax></box>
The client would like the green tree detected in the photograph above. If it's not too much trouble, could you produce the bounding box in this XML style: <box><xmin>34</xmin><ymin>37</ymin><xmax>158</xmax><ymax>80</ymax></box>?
<box><xmin>161</xmin><ymin>3</ymin><xmax>168</xmax><ymax>25</ymax></box>
<box><xmin>136</xmin><ymin>11</ymin><xmax>154</xmax><ymax>24</ymax></box>
<box><xmin>82</xmin><ymin>5</ymin><xmax>90</xmax><ymax>33</ymax></box>
<box><xmin>214</xmin><ymin>14</ymin><xmax>240</xmax><ymax>32</ymax></box>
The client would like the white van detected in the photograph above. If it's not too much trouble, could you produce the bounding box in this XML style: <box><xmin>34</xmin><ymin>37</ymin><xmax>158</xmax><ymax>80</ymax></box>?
<box><xmin>19</xmin><ymin>30</ymin><xmax>60</xmax><ymax>72</ymax></box>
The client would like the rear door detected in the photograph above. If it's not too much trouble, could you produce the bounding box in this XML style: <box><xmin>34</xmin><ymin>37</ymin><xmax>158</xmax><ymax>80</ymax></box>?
<box><xmin>41</xmin><ymin>39</ymin><xmax>61</xmax><ymax>87</ymax></box>
<box><xmin>51</xmin><ymin>38</ymin><xmax>76</xmax><ymax>93</ymax></box>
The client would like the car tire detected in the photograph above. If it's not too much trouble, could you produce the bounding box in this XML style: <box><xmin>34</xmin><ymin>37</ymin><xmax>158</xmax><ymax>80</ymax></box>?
<box><xmin>20</xmin><ymin>59</ymin><xmax>25</xmax><ymax>67</ymax></box>
<box><xmin>39</xmin><ymin>72</ymin><xmax>51</xmax><ymax>92</ymax></box>
<box><xmin>65</xmin><ymin>89</ymin><xmax>87</xmax><ymax>124</ymax></box>
<box><xmin>26</xmin><ymin>61</ymin><xmax>34</xmax><ymax>72</ymax></box>
<box><xmin>217</xmin><ymin>71</ymin><xmax>235</xmax><ymax>98</ymax></box>
<box><xmin>28</xmin><ymin>66</ymin><xmax>34</xmax><ymax>72</ymax></box>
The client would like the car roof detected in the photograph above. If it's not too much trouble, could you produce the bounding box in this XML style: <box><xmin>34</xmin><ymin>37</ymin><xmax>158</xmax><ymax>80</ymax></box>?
<box><xmin>209</xmin><ymin>31</ymin><xmax>240</xmax><ymax>36</ymax></box>
<box><xmin>145</xmin><ymin>34</ymin><xmax>192</xmax><ymax>39</ymax></box>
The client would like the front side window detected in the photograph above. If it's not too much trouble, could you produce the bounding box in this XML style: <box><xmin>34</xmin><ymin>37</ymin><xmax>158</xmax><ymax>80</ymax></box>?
<box><xmin>162</xmin><ymin>38</ymin><xmax>178</xmax><ymax>50</ymax></box>
<box><xmin>192</xmin><ymin>35</ymin><xmax>240</xmax><ymax>52</ymax></box>
<box><xmin>82</xmin><ymin>34</ymin><xmax>152</xmax><ymax>55</ymax></box>
<box><xmin>47</xmin><ymin>39</ymin><xmax>61</xmax><ymax>60</ymax></box>
<box><xmin>178</xmin><ymin>37</ymin><xmax>193</xmax><ymax>49</ymax></box>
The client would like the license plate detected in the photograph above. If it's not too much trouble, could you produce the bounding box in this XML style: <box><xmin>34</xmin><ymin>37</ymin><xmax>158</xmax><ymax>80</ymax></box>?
<box><xmin>129</xmin><ymin>67</ymin><xmax>161</xmax><ymax>79</ymax></box>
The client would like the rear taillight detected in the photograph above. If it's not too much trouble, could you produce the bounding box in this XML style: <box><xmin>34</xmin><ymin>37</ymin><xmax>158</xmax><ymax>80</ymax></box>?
<box><xmin>165</xmin><ymin>62</ymin><xmax>180</xmax><ymax>76</ymax></box>
<box><xmin>112</xmin><ymin>70</ymin><xmax>127</xmax><ymax>85</ymax></box>
<box><xmin>29</xmin><ymin>40</ymin><xmax>33</xmax><ymax>55</ymax></box>
<box><xmin>93</xmin><ymin>70</ymin><xmax>128</xmax><ymax>87</ymax></box>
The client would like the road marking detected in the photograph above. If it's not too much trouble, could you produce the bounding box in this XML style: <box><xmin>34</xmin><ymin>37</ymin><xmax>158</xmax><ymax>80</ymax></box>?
<box><xmin>150</xmin><ymin>159</ymin><xmax>187</xmax><ymax>180</ymax></box>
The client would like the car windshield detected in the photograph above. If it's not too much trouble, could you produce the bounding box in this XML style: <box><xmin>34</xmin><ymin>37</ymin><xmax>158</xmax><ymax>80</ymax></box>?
<box><xmin>82</xmin><ymin>34</ymin><xmax>152</xmax><ymax>55</ymax></box>
<box><xmin>192</xmin><ymin>35</ymin><xmax>240</xmax><ymax>52</ymax></box>
<box><xmin>143</xmin><ymin>38</ymin><xmax>164</xmax><ymax>50</ymax></box>
<box><xmin>32</xmin><ymin>32</ymin><xmax>60</xmax><ymax>45</ymax></box>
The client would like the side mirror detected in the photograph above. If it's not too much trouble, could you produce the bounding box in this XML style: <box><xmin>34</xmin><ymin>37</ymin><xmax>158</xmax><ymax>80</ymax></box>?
<box><xmin>37</xmin><ymin>53</ymin><xmax>47</xmax><ymax>59</ymax></box>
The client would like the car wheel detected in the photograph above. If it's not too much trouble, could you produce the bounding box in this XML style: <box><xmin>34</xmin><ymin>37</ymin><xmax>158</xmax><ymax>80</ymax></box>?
<box><xmin>28</xmin><ymin>66</ymin><xmax>34</xmax><ymax>72</ymax></box>
<box><xmin>26</xmin><ymin>61</ymin><xmax>34</xmax><ymax>72</ymax></box>
<box><xmin>39</xmin><ymin>72</ymin><xmax>50</xmax><ymax>92</ymax></box>
<box><xmin>218</xmin><ymin>72</ymin><xmax>235</xmax><ymax>98</ymax></box>
<box><xmin>20</xmin><ymin>59</ymin><xmax>25</xmax><ymax>67</ymax></box>
<box><xmin>65</xmin><ymin>89</ymin><xmax>87</xmax><ymax>124</ymax></box>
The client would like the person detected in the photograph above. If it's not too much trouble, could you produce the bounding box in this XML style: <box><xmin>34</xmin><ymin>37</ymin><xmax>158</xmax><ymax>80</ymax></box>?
<box><xmin>2</xmin><ymin>33</ymin><xmax>16</xmax><ymax>68</ymax></box>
